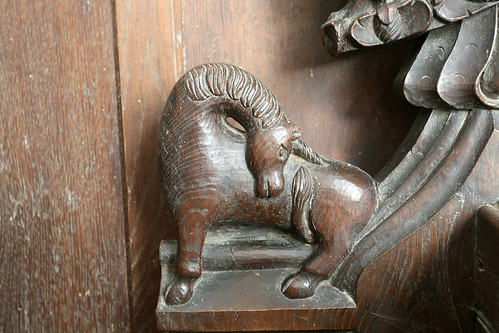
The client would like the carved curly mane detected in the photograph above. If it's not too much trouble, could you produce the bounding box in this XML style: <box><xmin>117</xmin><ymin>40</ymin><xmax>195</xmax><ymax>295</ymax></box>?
<box><xmin>184</xmin><ymin>63</ymin><xmax>283</xmax><ymax>129</ymax></box>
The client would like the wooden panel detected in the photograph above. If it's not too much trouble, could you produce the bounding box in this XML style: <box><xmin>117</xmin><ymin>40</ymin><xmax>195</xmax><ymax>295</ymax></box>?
<box><xmin>476</xmin><ymin>205</ymin><xmax>499</xmax><ymax>331</ymax></box>
<box><xmin>353</xmin><ymin>115</ymin><xmax>499</xmax><ymax>332</ymax></box>
<box><xmin>115</xmin><ymin>1</ymin><xmax>180</xmax><ymax>332</ymax></box>
<box><xmin>116</xmin><ymin>1</ymin><xmax>417</xmax><ymax>331</ymax></box>
<box><xmin>355</xmin><ymin>196</ymin><xmax>477</xmax><ymax>332</ymax></box>
<box><xmin>0</xmin><ymin>1</ymin><xmax>129</xmax><ymax>331</ymax></box>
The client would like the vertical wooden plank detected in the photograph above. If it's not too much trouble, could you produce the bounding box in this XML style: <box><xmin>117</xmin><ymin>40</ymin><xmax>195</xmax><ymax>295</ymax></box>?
<box><xmin>0</xmin><ymin>0</ymin><xmax>129</xmax><ymax>331</ymax></box>
<box><xmin>115</xmin><ymin>1</ymin><xmax>181</xmax><ymax>331</ymax></box>
<box><xmin>476</xmin><ymin>205</ymin><xmax>499</xmax><ymax>331</ymax></box>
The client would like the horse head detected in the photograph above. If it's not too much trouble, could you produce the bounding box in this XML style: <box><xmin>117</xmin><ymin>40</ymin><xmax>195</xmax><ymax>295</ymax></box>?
<box><xmin>246</xmin><ymin>120</ymin><xmax>301</xmax><ymax>198</ymax></box>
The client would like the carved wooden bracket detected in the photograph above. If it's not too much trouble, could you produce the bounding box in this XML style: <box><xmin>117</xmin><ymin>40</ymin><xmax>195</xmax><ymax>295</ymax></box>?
<box><xmin>156</xmin><ymin>1</ymin><xmax>499</xmax><ymax>331</ymax></box>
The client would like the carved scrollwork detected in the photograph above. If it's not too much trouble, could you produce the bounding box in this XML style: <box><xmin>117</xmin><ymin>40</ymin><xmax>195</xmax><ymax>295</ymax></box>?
<box><xmin>324</xmin><ymin>1</ymin><xmax>499</xmax><ymax>110</ymax></box>
<box><xmin>321</xmin><ymin>0</ymin><xmax>497</xmax><ymax>296</ymax></box>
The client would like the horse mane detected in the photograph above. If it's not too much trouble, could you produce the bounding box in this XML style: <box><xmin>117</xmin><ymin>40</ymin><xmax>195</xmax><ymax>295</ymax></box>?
<box><xmin>183</xmin><ymin>63</ymin><xmax>328</xmax><ymax>166</ymax></box>
<box><xmin>184</xmin><ymin>63</ymin><xmax>283</xmax><ymax>129</ymax></box>
<box><xmin>292</xmin><ymin>139</ymin><xmax>330</xmax><ymax>166</ymax></box>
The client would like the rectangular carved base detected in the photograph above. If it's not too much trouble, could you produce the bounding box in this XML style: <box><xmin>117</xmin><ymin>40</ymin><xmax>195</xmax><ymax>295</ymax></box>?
<box><xmin>157</xmin><ymin>267</ymin><xmax>356</xmax><ymax>331</ymax></box>
<box><xmin>156</xmin><ymin>226</ymin><xmax>357</xmax><ymax>331</ymax></box>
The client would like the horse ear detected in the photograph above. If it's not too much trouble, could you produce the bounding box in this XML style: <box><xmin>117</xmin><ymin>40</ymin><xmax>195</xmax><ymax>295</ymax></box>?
<box><xmin>287</xmin><ymin>122</ymin><xmax>301</xmax><ymax>139</ymax></box>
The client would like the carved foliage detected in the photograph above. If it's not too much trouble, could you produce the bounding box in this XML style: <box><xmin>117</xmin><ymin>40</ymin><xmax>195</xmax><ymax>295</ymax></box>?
<box><xmin>324</xmin><ymin>1</ymin><xmax>499</xmax><ymax>110</ymax></box>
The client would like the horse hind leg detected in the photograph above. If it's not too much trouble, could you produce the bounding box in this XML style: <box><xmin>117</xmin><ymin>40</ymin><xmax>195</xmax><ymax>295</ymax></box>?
<box><xmin>282</xmin><ymin>167</ymin><xmax>326</xmax><ymax>299</ymax></box>
<box><xmin>283</xmin><ymin>207</ymin><xmax>365</xmax><ymax>299</ymax></box>
<box><xmin>165</xmin><ymin>209</ymin><xmax>209</xmax><ymax>305</ymax></box>
<box><xmin>283</xmin><ymin>202</ymin><xmax>347</xmax><ymax>298</ymax></box>
<box><xmin>281</xmin><ymin>239</ymin><xmax>337</xmax><ymax>299</ymax></box>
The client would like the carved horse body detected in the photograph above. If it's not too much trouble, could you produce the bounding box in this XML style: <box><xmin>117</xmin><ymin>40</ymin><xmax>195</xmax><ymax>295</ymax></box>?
<box><xmin>159</xmin><ymin>63</ymin><xmax>377</xmax><ymax>305</ymax></box>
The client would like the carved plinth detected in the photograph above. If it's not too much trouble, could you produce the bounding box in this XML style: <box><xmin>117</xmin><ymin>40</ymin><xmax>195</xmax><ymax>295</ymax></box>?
<box><xmin>156</xmin><ymin>226</ymin><xmax>356</xmax><ymax>332</ymax></box>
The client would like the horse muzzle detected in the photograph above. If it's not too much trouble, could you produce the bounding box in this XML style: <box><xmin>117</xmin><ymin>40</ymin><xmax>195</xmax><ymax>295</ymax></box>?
<box><xmin>256</xmin><ymin>173</ymin><xmax>284</xmax><ymax>198</ymax></box>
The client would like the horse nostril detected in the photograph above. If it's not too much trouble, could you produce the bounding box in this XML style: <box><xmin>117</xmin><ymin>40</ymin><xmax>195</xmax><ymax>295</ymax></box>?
<box><xmin>265</xmin><ymin>179</ymin><xmax>271</xmax><ymax>198</ymax></box>
<box><xmin>269</xmin><ymin>178</ymin><xmax>284</xmax><ymax>197</ymax></box>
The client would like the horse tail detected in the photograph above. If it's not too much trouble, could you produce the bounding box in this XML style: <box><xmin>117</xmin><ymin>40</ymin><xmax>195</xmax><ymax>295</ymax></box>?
<box><xmin>291</xmin><ymin>167</ymin><xmax>317</xmax><ymax>244</ymax></box>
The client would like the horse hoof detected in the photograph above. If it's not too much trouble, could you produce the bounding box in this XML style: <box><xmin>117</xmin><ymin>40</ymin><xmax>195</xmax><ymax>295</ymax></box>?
<box><xmin>165</xmin><ymin>276</ymin><xmax>197</xmax><ymax>305</ymax></box>
<box><xmin>281</xmin><ymin>271</ymin><xmax>322</xmax><ymax>299</ymax></box>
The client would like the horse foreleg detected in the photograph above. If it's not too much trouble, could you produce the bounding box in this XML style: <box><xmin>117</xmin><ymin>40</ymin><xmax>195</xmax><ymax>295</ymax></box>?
<box><xmin>165</xmin><ymin>211</ymin><xmax>208</xmax><ymax>305</ymax></box>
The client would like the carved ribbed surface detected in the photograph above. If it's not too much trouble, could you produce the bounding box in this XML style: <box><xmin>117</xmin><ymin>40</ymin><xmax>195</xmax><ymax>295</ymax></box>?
<box><xmin>331</xmin><ymin>110</ymin><xmax>494</xmax><ymax>295</ymax></box>
<box><xmin>291</xmin><ymin>138</ymin><xmax>329</xmax><ymax>166</ymax></box>
<box><xmin>184</xmin><ymin>63</ymin><xmax>283</xmax><ymax>129</ymax></box>
<box><xmin>322</xmin><ymin>4</ymin><xmax>498</xmax><ymax>329</ymax></box>
<box><xmin>291</xmin><ymin>167</ymin><xmax>316</xmax><ymax>243</ymax></box>
<box><xmin>325</xmin><ymin>1</ymin><xmax>499</xmax><ymax>110</ymax></box>
<box><xmin>435</xmin><ymin>0</ymin><xmax>499</xmax><ymax>22</ymax></box>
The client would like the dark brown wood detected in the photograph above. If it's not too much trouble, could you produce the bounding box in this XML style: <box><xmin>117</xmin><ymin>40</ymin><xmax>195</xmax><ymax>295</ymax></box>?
<box><xmin>159</xmin><ymin>226</ymin><xmax>316</xmax><ymax>271</ymax></box>
<box><xmin>158</xmin><ymin>63</ymin><xmax>378</xmax><ymax>305</ymax></box>
<box><xmin>157</xmin><ymin>269</ymin><xmax>356</xmax><ymax>332</ymax></box>
<box><xmin>0</xmin><ymin>1</ymin><xmax>129</xmax><ymax>331</ymax></box>
<box><xmin>116</xmin><ymin>1</ymin><xmax>417</xmax><ymax>331</ymax></box>
<box><xmin>437</xmin><ymin>6</ymin><xmax>498</xmax><ymax>109</ymax></box>
<box><xmin>158</xmin><ymin>228</ymin><xmax>358</xmax><ymax>331</ymax></box>
<box><xmin>1</xmin><ymin>1</ymin><xmax>497</xmax><ymax>332</ymax></box>
<box><xmin>402</xmin><ymin>24</ymin><xmax>460</xmax><ymax>109</ymax></box>
<box><xmin>156</xmin><ymin>2</ymin><xmax>499</xmax><ymax>331</ymax></box>
<box><xmin>322</xmin><ymin>0</ymin><xmax>499</xmax><ymax>56</ymax></box>
<box><xmin>475</xmin><ymin>205</ymin><xmax>499</xmax><ymax>331</ymax></box>
<box><xmin>115</xmin><ymin>1</ymin><xmax>180</xmax><ymax>331</ymax></box>
<box><xmin>177</xmin><ymin>0</ymin><xmax>417</xmax><ymax>178</ymax></box>
<box><xmin>435</xmin><ymin>0</ymin><xmax>498</xmax><ymax>22</ymax></box>
<box><xmin>324</xmin><ymin>1</ymin><xmax>499</xmax><ymax>111</ymax></box>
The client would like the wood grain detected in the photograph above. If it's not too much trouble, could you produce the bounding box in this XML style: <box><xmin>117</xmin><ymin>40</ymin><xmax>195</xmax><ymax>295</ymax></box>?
<box><xmin>1</xmin><ymin>1</ymin><xmax>495</xmax><ymax>331</ymax></box>
<box><xmin>353</xmin><ymin>112</ymin><xmax>499</xmax><ymax>332</ymax></box>
<box><xmin>116</xmin><ymin>1</ymin><xmax>417</xmax><ymax>331</ymax></box>
<box><xmin>179</xmin><ymin>0</ymin><xmax>418</xmax><ymax>175</ymax></box>
<box><xmin>476</xmin><ymin>205</ymin><xmax>499</xmax><ymax>331</ymax></box>
<box><xmin>0</xmin><ymin>1</ymin><xmax>129</xmax><ymax>331</ymax></box>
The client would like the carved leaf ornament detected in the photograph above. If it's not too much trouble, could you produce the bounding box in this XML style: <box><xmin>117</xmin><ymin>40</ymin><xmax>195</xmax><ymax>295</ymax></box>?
<box><xmin>321</xmin><ymin>0</ymin><xmax>496</xmax><ymax>295</ymax></box>
<box><xmin>324</xmin><ymin>0</ymin><xmax>499</xmax><ymax>110</ymax></box>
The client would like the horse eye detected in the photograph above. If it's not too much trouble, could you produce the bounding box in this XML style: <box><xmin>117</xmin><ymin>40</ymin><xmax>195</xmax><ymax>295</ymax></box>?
<box><xmin>277</xmin><ymin>146</ymin><xmax>287</xmax><ymax>160</ymax></box>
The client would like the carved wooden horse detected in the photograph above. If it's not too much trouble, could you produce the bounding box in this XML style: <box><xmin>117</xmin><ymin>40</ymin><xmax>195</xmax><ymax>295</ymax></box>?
<box><xmin>159</xmin><ymin>63</ymin><xmax>377</xmax><ymax>305</ymax></box>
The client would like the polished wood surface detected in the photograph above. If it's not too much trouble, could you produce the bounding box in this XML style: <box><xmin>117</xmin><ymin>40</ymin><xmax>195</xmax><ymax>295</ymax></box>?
<box><xmin>324</xmin><ymin>1</ymin><xmax>499</xmax><ymax>111</ymax></box>
<box><xmin>115</xmin><ymin>1</ymin><xmax>179</xmax><ymax>331</ymax></box>
<box><xmin>476</xmin><ymin>205</ymin><xmax>499</xmax><ymax>331</ymax></box>
<box><xmin>3</xmin><ymin>0</ymin><xmax>496</xmax><ymax>332</ymax></box>
<box><xmin>0</xmin><ymin>1</ymin><xmax>129</xmax><ymax>331</ymax></box>
<box><xmin>158</xmin><ymin>63</ymin><xmax>378</xmax><ymax>305</ymax></box>
<box><xmin>116</xmin><ymin>1</ymin><xmax>417</xmax><ymax>331</ymax></box>
<box><xmin>156</xmin><ymin>1</ymin><xmax>499</xmax><ymax>331</ymax></box>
